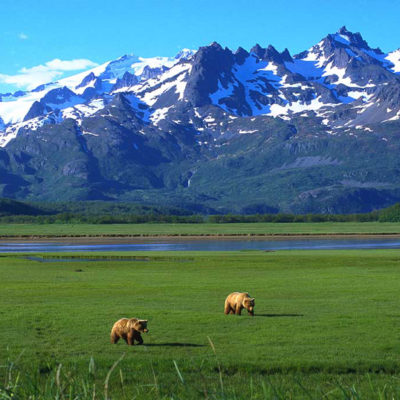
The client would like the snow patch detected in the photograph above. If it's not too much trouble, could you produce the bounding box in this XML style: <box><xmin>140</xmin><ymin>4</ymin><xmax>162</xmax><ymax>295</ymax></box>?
<box><xmin>386</xmin><ymin>49</ymin><xmax>400</xmax><ymax>73</ymax></box>
<box><xmin>150</xmin><ymin>106</ymin><xmax>172</xmax><ymax>124</ymax></box>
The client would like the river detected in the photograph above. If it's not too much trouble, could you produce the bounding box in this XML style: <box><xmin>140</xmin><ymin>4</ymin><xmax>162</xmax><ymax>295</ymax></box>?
<box><xmin>2</xmin><ymin>236</ymin><xmax>400</xmax><ymax>252</ymax></box>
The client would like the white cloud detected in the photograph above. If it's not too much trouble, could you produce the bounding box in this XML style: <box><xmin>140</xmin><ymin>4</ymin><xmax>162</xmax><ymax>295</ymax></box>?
<box><xmin>0</xmin><ymin>58</ymin><xmax>98</xmax><ymax>90</ymax></box>
<box><xmin>18</xmin><ymin>33</ymin><xmax>28</xmax><ymax>40</ymax></box>
<box><xmin>42</xmin><ymin>58</ymin><xmax>98</xmax><ymax>71</ymax></box>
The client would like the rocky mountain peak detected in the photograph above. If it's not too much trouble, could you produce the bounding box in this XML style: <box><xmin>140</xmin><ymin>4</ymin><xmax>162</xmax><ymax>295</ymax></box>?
<box><xmin>328</xmin><ymin>26</ymin><xmax>371</xmax><ymax>50</ymax></box>
<box><xmin>76</xmin><ymin>72</ymin><xmax>96</xmax><ymax>89</ymax></box>
<box><xmin>174</xmin><ymin>48</ymin><xmax>196</xmax><ymax>60</ymax></box>
<box><xmin>234</xmin><ymin>46</ymin><xmax>249</xmax><ymax>63</ymax></box>
<box><xmin>250</xmin><ymin>43</ymin><xmax>264</xmax><ymax>58</ymax></box>
<box><xmin>250</xmin><ymin>44</ymin><xmax>292</xmax><ymax>63</ymax></box>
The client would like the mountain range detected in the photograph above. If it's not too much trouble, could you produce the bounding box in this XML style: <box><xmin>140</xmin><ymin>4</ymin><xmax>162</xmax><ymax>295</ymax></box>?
<box><xmin>1</xmin><ymin>27</ymin><xmax>400</xmax><ymax>213</ymax></box>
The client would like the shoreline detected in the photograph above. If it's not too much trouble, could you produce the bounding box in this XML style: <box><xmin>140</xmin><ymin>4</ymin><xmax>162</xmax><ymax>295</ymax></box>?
<box><xmin>1</xmin><ymin>232</ymin><xmax>400</xmax><ymax>243</ymax></box>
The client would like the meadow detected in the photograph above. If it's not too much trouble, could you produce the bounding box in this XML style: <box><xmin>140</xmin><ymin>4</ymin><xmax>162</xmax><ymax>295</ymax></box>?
<box><xmin>2</xmin><ymin>221</ymin><xmax>400</xmax><ymax>237</ymax></box>
<box><xmin>1</xmin><ymin>249</ymin><xmax>400</xmax><ymax>398</ymax></box>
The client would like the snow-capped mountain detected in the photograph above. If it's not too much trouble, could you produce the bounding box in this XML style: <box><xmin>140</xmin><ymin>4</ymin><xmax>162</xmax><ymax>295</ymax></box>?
<box><xmin>2</xmin><ymin>28</ymin><xmax>400</xmax><ymax>213</ymax></box>
<box><xmin>3</xmin><ymin>26</ymin><xmax>400</xmax><ymax>148</ymax></box>
<box><xmin>0</xmin><ymin>49</ymin><xmax>196</xmax><ymax>146</ymax></box>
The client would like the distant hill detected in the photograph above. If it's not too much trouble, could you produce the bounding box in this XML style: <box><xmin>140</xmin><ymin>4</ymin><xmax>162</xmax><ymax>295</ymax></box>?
<box><xmin>0</xmin><ymin>198</ymin><xmax>45</xmax><ymax>216</ymax></box>
<box><xmin>0</xmin><ymin>198</ymin><xmax>194</xmax><ymax>218</ymax></box>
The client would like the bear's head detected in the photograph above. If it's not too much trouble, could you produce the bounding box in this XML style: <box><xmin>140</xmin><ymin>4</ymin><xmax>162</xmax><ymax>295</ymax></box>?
<box><xmin>243</xmin><ymin>298</ymin><xmax>255</xmax><ymax>315</ymax></box>
<box><xmin>130</xmin><ymin>319</ymin><xmax>149</xmax><ymax>333</ymax></box>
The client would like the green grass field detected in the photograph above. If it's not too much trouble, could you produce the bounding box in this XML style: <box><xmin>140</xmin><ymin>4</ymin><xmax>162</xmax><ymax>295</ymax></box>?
<box><xmin>1</xmin><ymin>250</ymin><xmax>400</xmax><ymax>398</ymax></box>
<box><xmin>2</xmin><ymin>221</ymin><xmax>400</xmax><ymax>237</ymax></box>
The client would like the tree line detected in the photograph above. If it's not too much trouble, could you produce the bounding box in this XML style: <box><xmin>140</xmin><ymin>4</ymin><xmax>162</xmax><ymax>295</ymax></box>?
<box><xmin>1</xmin><ymin>198</ymin><xmax>400</xmax><ymax>223</ymax></box>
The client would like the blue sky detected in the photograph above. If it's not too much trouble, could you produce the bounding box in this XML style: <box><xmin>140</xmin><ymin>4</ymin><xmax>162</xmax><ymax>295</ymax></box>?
<box><xmin>1</xmin><ymin>0</ymin><xmax>400</xmax><ymax>92</ymax></box>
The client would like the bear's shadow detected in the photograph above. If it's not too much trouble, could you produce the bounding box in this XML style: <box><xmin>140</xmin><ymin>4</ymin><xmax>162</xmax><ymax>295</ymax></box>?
<box><xmin>145</xmin><ymin>343</ymin><xmax>205</xmax><ymax>347</ymax></box>
<box><xmin>255</xmin><ymin>313</ymin><xmax>304</xmax><ymax>318</ymax></box>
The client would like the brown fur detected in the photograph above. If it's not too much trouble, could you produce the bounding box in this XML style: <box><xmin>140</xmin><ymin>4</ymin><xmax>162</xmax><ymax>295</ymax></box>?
<box><xmin>110</xmin><ymin>318</ymin><xmax>149</xmax><ymax>345</ymax></box>
<box><xmin>224</xmin><ymin>292</ymin><xmax>255</xmax><ymax>316</ymax></box>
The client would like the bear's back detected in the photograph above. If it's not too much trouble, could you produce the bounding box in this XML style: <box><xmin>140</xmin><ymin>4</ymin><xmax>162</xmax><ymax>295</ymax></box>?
<box><xmin>226</xmin><ymin>292</ymin><xmax>249</xmax><ymax>304</ymax></box>
<box><xmin>112</xmin><ymin>318</ymin><xmax>138</xmax><ymax>332</ymax></box>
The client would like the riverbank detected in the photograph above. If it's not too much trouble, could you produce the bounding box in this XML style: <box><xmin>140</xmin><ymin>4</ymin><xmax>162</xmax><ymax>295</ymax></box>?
<box><xmin>1</xmin><ymin>221</ymin><xmax>400</xmax><ymax>238</ymax></box>
<box><xmin>3</xmin><ymin>233</ymin><xmax>400</xmax><ymax>242</ymax></box>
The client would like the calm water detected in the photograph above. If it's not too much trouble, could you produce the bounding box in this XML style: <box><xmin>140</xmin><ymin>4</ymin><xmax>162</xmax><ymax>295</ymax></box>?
<box><xmin>1</xmin><ymin>237</ymin><xmax>400</xmax><ymax>252</ymax></box>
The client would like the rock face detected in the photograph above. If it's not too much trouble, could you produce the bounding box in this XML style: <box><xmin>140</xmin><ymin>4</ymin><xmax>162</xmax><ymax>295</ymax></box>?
<box><xmin>1</xmin><ymin>28</ymin><xmax>400</xmax><ymax>213</ymax></box>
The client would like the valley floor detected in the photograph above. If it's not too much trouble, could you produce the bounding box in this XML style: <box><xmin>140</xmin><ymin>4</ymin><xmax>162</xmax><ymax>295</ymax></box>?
<box><xmin>1</xmin><ymin>250</ymin><xmax>400</xmax><ymax>398</ymax></box>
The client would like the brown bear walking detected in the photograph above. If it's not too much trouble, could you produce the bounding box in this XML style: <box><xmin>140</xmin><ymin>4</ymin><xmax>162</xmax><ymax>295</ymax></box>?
<box><xmin>110</xmin><ymin>318</ymin><xmax>149</xmax><ymax>345</ymax></box>
<box><xmin>224</xmin><ymin>292</ymin><xmax>255</xmax><ymax>316</ymax></box>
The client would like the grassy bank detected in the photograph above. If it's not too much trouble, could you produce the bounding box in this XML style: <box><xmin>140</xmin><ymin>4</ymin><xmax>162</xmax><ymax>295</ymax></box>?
<box><xmin>2</xmin><ymin>221</ymin><xmax>400</xmax><ymax>238</ymax></box>
<box><xmin>1</xmin><ymin>250</ymin><xmax>400</xmax><ymax>398</ymax></box>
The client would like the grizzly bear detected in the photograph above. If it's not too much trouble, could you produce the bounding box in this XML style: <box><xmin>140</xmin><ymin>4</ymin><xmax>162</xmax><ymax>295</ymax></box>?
<box><xmin>224</xmin><ymin>292</ymin><xmax>255</xmax><ymax>316</ymax></box>
<box><xmin>110</xmin><ymin>318</ymin><xmax>149</xmax><ymax>345</ymax></box>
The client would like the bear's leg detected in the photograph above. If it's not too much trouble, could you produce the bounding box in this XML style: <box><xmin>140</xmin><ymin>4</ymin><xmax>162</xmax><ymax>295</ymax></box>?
<box><xmin>224</xmin><ymin>301</ymin><xmax>231</xmax><ymax>315</ymax></box>
<box><xmin>135</xmin><ymin>332</ymin><xmax>143</xmax><ymax>345</ymax></box>
<box><xmin>110</xmin><ymin>332</ymin><xmax>120</xmax><ymax>344</ymax></box>
<box><xmin>235</xmin><ymin>305</ymin><xmax>242</xmax><ymax>315</ymax></box>
<box><xmin>127</xmin><ymin>332</ymin><xmax>134</xmax><ymax>345</ymax></box>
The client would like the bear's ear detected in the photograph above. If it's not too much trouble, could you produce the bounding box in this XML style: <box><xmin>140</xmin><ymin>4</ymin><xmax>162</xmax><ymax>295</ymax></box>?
<box><xmin>140</xmin><ymin>319</ymin><xmax>148</xmax><ymax>323</ymax></box>
<box><xmin>250</xmin><ymin>298</ymin><xmax>255</xmax><ymax>301</ymax></box>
